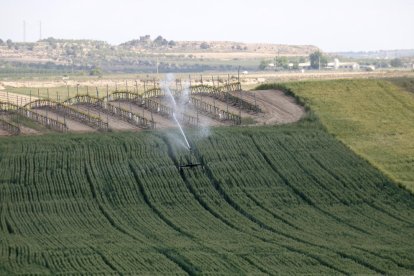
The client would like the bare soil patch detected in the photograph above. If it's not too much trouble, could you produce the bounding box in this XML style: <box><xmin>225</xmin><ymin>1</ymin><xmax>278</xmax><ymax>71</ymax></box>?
<box><xmin>231</xmin><ymin>90</ymin><xmax>305</xmax><ymax>125</ymax></box>
<box><xmin>0</xmin><ymin>129</ymin><xmax>10</xmax><ymax>136</ymax></box>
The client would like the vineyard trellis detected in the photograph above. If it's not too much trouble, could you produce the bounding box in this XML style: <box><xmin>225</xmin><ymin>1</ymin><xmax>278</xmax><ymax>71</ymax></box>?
<box><xmin>139</xmin><ymin>97</ymin><xmax>199</xmax><ymax>127</ymax></box>
<box><xmin>137</xmin><ymin>82</ymin><xmax>245</xmax><ymax>125</ymax></box>
<box><xmin>0</xmin><ymin>101</ymin><xmax>68</xmax><ymax>132</ymax></box>
<box><xmin>65</xmin><ymin>95</ymin><xmax>156</xmax><ymax>129</ymax></box>
<box><xmin>102</xmin><ymin>90</ymin><xmax>200</xmax><ymax>127</ymax></box>
<box><xmin>188</xmin><ymin>83</ymin><xmax>260</xmax><ymax>113</ymax></box>
<box><xmin>25</xmin><ymin>99</ymin><xmax>109</xmax><ymax>130</ymax></box>
<box><xmin>1</xmin><ymin>80</ymin><xmax>256</xmax><ymax>133</ymax></box>
<box><xmin>189</xmin><ymin>96</ymin><xmax>241</xmax><ymax>124</ymax></box>
<box><xmin>0</xmin><ymin>117</ymin><xmax>20</xmax><ymax>135</ymax></box>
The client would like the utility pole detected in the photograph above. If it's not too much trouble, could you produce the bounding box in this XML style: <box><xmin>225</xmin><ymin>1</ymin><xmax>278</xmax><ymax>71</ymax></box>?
<box><xmin>39</xmin><ymin>21</ymin><xmax>42</xmax><ymax>40</ymax></box>
<box><xmin>275</xmin><ymin>49</ymin><xmax>280</xmax><ymax>72</ymax></box>
<box><xmin>318</xmin><ymin>55</ymin><xmax>321</xmax><ymax>70</ymax></box>
<box><xmin>23</xmin><ymin>20</ymin><xmax>26</xmax><ymax>42</ymax></box>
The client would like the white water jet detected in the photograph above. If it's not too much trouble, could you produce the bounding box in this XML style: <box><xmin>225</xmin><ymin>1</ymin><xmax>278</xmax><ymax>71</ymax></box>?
<box><xmin>172</xmin><ymin>112</ymin><xmax>191</xmax><ymax>150</ymax></box>
<box><xmin>161</xmin><ymin>74</ymin><xmax>191</xmax><ymax>151</ymax></box>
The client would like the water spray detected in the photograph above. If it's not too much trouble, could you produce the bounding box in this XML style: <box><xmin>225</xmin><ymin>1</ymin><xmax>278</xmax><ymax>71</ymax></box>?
<box><xmin>173</xmin><ymin>113</ymin><xmax>191</xmax><ymax>151</ymax></box>
<box><xmin>161</xmin><ymin>74</ymin><xmax>203</xmax><ymax>171</ymax></box>
<box><xmin>162</xmin><ymin>78</ymin><xmax>191</xmax><ymax>151</ymax></box>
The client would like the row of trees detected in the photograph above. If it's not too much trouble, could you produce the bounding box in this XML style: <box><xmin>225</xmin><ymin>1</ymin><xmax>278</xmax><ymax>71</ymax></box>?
<box><xmin>259</xmin><ymin>50</ymin><xmax>408</xmax><ymax>70</ymax></box>
<box><xmin>0</xmin><ymin>39</ymin><xmax>15</xmax><ymax>49</ymax></box>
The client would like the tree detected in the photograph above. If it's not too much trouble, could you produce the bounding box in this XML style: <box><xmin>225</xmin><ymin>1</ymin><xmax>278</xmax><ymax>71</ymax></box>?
<box><xmin>309</xmin><ymin>51</ymin><xmax>327</xmax><ymax>69</ymax></box>
<box><xmin>276</xmin><ymin>56</ymin><xmax>289</xmax><ymax>69</ymax></box>
<box><xmin>0</xmin><ymin>39</ymin><xmax>3</xmax><ymax>45</ymax></box>
<box><xmin>89</xmin><ymin>67</ymin><xmax>103</xmax><ymax>76</ymax></box>
<box><xmin>200</xmin><ymin>42</ymin><xmax>210</xmax><ymax>49</ymax></box>
<box><xmin>390</xmin><ymin>58</ymin><xmax>403</xmax><ymax>68</ymax></box>
<box><xmin>154</xmin><ymin>35</ymin><xmax>168</xmax><ymax>46</ymax></box>
<box><xmin>6</xmin><ymin>39</ymin><xmax>13</xmax><ymax>49</ymax></box>
<box><xmin>259</xmin><ymin>60</ymin><xmax>268</xmax><ymax>70</ymax></box>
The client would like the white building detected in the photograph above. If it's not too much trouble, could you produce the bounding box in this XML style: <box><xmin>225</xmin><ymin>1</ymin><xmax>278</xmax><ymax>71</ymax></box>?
<box><xmin>327</xmin><ymin>58</ymin><xmax>360</xmax><ymax>70</ymax></box>
<box><xmin>298</xmin><ymin>62</ymin><xmax>311</xmax><ymax>69</ymax></box>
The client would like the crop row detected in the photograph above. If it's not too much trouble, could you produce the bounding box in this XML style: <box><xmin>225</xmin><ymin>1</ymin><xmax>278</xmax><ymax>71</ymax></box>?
<box><xmin>0</xmin><ymin>125</ymin><xmax>413</xmax><ymax>274</ymax></box>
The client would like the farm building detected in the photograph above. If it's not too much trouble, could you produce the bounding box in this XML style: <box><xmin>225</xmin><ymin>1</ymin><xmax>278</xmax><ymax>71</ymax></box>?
<box><xmin>327</xmin><ymin>58</ymin><xmax>360</xmax><ymax>70</ymax></box>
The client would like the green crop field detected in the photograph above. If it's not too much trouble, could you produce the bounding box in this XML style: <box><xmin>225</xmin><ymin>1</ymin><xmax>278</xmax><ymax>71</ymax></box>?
<box><xmin>258</xmin><ymin>79</ymin><xmax>414</xmax><ymax>192</ymax></box>
<box><xmin>1</xmin><ymin>121</ymin><xmax>413</xmax><ymax>274</ymax></box>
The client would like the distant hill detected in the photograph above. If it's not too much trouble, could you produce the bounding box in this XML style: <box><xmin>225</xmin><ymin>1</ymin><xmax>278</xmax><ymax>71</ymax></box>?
<box><xmin>334</xmin><ymin>49</ymin><xmax>414</xmax><ymax>59</ymax></box>
<box><xmin>0</xmin><ymin>36</ymin><xmax>318</xmax><ymax>73</ymax></box>
<box><xmin>120</xmin><ymin>35</ymin><xmax>317</xmax><ymax>55</ymax></box>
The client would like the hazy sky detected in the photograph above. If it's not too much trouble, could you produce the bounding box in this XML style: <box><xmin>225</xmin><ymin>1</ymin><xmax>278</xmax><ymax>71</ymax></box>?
<box><xmin>0</xmin><ymin>0</ymin><xmax>413</xmax><ymax>52</ymax></box>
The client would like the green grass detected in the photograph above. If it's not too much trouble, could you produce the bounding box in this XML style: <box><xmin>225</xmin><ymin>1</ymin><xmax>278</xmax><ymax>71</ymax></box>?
<box><xmin>258</xmin><ymin>79</ymin><xmax>414</xmax><ymax>192</ymax></box>
<box><xmin>0</xmin><ymin>122</ymin><xmax>413</xmax><ymax>274</ymax></box>
<box><xmin>388</xmin><ymin>77</ymin><xmax>414</xmax><ymax>94</ymax></box>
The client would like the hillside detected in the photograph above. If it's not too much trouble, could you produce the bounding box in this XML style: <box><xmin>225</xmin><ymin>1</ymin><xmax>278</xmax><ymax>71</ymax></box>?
<box><xmin>0</xmin><ymin>37</ymin><xmax>318</xmax><ymax>74</ymax></box>
<box><xmin>273</xmin><ymin>79</ymin><xmax>414</xmax><ymax>192</ymax></box>
<box><xmin>0</xmin><ymin>123</ymin><xmax>413</xmax><ymax>274</ymax></box>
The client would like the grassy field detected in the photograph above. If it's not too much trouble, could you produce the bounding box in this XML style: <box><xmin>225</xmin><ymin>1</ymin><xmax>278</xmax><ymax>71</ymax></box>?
<box><xmin>0</xmin><ymin>121</ymin><xmax>413</xmax><ymax>274</ymax></box>
<box><xmin>258</xmin><ymin>79</ymin><xmax>414</xmax><ymax>192</ymax></box>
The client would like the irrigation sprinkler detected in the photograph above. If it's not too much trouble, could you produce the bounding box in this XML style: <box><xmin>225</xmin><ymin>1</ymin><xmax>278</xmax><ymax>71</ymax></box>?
<box><xmin>178</xmin><ymin>147</ymin><xmax>203</xmax><ymax>171</ymax></box>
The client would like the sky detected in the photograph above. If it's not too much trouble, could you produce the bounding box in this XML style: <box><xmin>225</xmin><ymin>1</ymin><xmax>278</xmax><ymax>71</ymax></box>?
<box><xmin>0</xmin><ymin>0</ymin><xmax>413</xmax><ymax>52</ymax></box>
